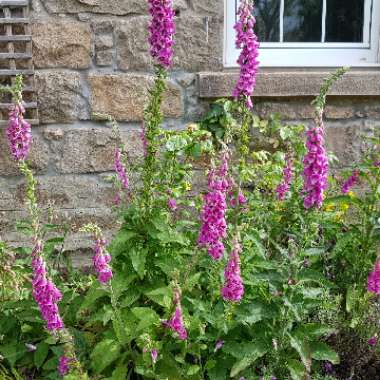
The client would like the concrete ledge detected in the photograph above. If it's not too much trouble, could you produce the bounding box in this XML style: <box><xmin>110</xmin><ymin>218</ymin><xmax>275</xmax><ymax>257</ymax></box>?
<box><xmin>198</xmin><ymin>70</ymin><xmax>380</xmax><ymax>98</ymax></box>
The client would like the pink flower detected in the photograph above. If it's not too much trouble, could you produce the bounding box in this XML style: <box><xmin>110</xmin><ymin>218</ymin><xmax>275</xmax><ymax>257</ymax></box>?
<box><xmin>31</xmin><ymin>241</ymin><xmax>64</xmax><ymax>331</ymax></box>
<box><xmin>221</xmin><ymin>241</ymin><xmax>244</xmax><ymax>302</ymax></box>
<box><xmin>148</xmin><ymin>0</ymin><xmax>175</xmax><ymax>67</ymax></box>
<box><xmin>368</xmin><ymin>335</ymin><xmax>378</xmax><ymax>347</ymax></box>
<box><xmin>232</xmin><ymin>0</ymin><xmax>260</xmax><ymax>108</ymax></box>
<box><xmin>302</xmin><ymin>116</ymin><xmax>329</xmax><ymax>209</ymax></box>
<box><xmin>58</xmin><ymin>356</ymin><xmax>71</xmax><ymax>377</ymax></box>
<box><xmin>151</xmin><ymin>349</ymin><xmax>158</xmax><ymax>363</ymax></box>
<box><xmin>198</xmin><ymin>153</ymin><xmax>230</xmax><ymax>260</ymax></box>
<box><xmin>276</xmin><ymin>156</ymin><xmax>293</xmax><ymax>201</ymax></box>
<box><xmin>341</xmin><ymin>169</ymin><xmax>360</xmax><ymax>194</ymax></box>
<box><xmin>114</xmin><ymin>149</ymin><xmax>129</xmax><ymax>189</ymax></box>
<box><xmin>92</xmin><ymin>238</ymin><xmax>113</xmax><ymax>284</ymax></box>
<box><xmin>6</xmin><ymin>102</ymin><xmax>32</xmax><ymax>161</ymax></box>
<box><xmin>367</xmin><ymin>260</ymin><xmax>380</xmax><ymax>295</ymax></box>
<box><xmin>164</xmin><ymin>306</ymin><xmax>188</xmax><ymax>340</ymax></box>
<box><xmin>214</xmin><ymin>339</ymin><xmax>224</xmax><ymax>352</ymax></box>
<box><xmin>168</xmin><ymin>198</ymin><xmax>177</xmax><ymax>210</ymax></box>
<box><xmin>229</xmin><ymin>190</ymin><xmax>247</xmax><ymax>208</ymax></box>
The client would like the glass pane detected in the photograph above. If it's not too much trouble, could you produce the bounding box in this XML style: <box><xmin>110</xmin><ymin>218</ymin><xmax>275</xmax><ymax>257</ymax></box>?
<box><xmin>325</xmin><ymin>0</ymin><xmax>364</xmax><ymax>42</ymax></box>
<box><xmin>283</xmin><ymin>0</ymin><xmax>323</xmax><ymax>42</ymax></box>
<box><xmin>254</xmin><ymin>0</ymin><xmax>281</xmax><ymax>42</ymax></box>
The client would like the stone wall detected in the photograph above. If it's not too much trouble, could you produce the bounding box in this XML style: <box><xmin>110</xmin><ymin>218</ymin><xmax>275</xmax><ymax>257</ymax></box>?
<box><xmin>0</xmin><ymin>0</ymin><xmax>379</xmax><ymax>261</ymax></box>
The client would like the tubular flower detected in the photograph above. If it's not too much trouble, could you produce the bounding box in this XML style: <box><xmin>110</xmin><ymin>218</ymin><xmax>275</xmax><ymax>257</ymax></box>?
<box><xmin>341</xmin><ymin>169</ymin><xmax>360</xmax><ymax>194</ymax></box>
<box><xmin>302</xmin><ymin>113</ymin><xmax>329</xmax><ymax>209</ymax></box>
<box><xmin>198</xmin><ymin>153</ymin><xmax>230</xmax><ymax>260</ymax></box>
<box><xmin>58</xmin><ymin>356</ymin><xmax>71</xmax><ymax>377</ymax></box>
<box><xmin>232</xmin><ymin>0</ymin><xmax>260</xmax><ymax>109</ymax></box>
<box><xmin>276</xmin><ymin>156</ymin><xmax>293</xmax><ymax>201</ymax></box>
<box><xmin>221</xmin><ymin>241</ymin><xmax>244</xmax><ymax>302</ymax></box>
<box><xmin>367</xmin><ymin>260</ymin><xmax>380</xmax><ymax>295</ymax></box>
<box><xmin>168</xmin><ymin>198</ymin><xmax>177</xmax><ymax>210</ymax></box>
<box><xmin>6</xmin><ymin>102</ymin><xmax>32</xmax><ymax>161</ymax></box>
<box><xmin>114</xmin><ymin>148</ymin><xmax>129</xmax><ymax>189</ymax></box>
<box><xmin>163</xmin><ymin>291</ymin><xmax>187</xmax><ymax>340</ymax></box>
<box><xmin>148</xmin><ymin>0</ymin><xmax>175</xmax><ymax>67</ymax></box>
<box><xmin>93</xmin><ymin>238</ymin><xmax>113</xmax><ymax>284</ymax></box>
<box><xmin>368</xmin><ymin>335</ymin><xmax>378</xmax><ymax>347</ymax></box>
<box><xmin>32</xmin><ymin>241</ymin><xmax>64</xmax><ymax>331</ymax></box>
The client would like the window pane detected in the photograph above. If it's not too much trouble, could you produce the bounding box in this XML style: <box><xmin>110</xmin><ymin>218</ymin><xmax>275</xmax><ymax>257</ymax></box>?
<box><xmin>283</xmin><ymin>0</ymin><xmax>323</xmax><ymax>42</ymax></box>
<box><xmin>325</xmin><ymin>0</ymin><xmax>364</xmax><ymax>42</ymax></box>
<box><xmin>254</xmin><ymin>0</ymin><xmax>281</xmax><ymax>42</ymax></box>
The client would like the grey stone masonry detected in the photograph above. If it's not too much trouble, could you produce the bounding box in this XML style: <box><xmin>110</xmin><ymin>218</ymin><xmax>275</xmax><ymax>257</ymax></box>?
<box><xmin>0</xmin><ymin>0</ymin><xmax>379</xmax><ymax>253</ymax></box>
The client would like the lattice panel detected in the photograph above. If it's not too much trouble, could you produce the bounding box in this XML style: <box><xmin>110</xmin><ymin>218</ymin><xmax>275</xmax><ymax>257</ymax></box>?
<box><xmin>0</xmin><ymin>0</ymin><xmax>38</xmax><ymax>126</ymax></box>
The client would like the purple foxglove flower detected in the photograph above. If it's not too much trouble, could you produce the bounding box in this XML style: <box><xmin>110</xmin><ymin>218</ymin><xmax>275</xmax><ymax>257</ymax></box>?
<box><xmin>198</xmin><ymin>153</ymin><xmax>230</xmax><ymax>260</ymax></box>
<box><xmin>148</xmin><ymin>0</ymin><xmax>175</xmax><ymax>67</ymax></box>
<box><xmin>276</xmin><ymin>156</ymin><xmax>293</xmax><ymax>201</ymax></box>
<box><xmin>58</xmin><ymin>356</ymin><xmax>71</xmax><ymax>377</ymax></box>
<box><xmin>323</xmin><ymin>361</ymin><xmax>334</xmax><ymax>374</ymax></box>
<box><xmin>114</xmin><ymin>148</ymin><xmax>129</xmax><ymax>189</ymax></box>
<box><xmin>31</xmin><ymin>241</ymin><xmax>64</xmax><ymax>331</ymax></box>
<box><xmin>151</xmin><ymin>349</ymin><xmax>158</xmax><ymax>363</ymax></box>
<box><xmin>368</xmin><ymin>335</ymin><xmax>378</xmax><ymax>346</ymax></box>
<box><xmin>229</xmin><ymin>190</ymin><xmax>247</xmax><ymax>208</ymax></box>
<box><xmin>302</xmin><ymin>118</ymin><xmax>329</xmax><ymax>209</ymax></box>
<box><xmin>6</xmin><ymin>102</ymin><xmax>32</xmax><ymax>161</ymax></box>
<box><xmin>168</xmin><ymin>198</ymin><xmax>177</xmax><ymax>210</ymax></box>
<box><xmin>232</xmin><ymin>0</ymin><xmax>260</xmax><ymax>108</ymax></box>
<box><xmin>341</xmin><ymin>169</ymin><xmax>360</xmax><ymax>194</ymax></box>
<box><xmin>221</xmin><ymin>241</ymin><xmax>244</xmax><ymax>302</ymax></box>
<box><xmin>214</xmin><ymin>339</ymin><xmax>224</xmax><ymax>352</ymax></box>
<box><xmin>164</xmin><ymin>305</ymin><xmax>188</xmax><ymax>340</ymax></box>
<box><xmin>368</xmin><ymin>260</ymin><xmax>380</xmax><ymax>294</ymax></box>
<box><xmin>92</xmin><ymin>238</ymin><xmax>113</xmax><ymax>284</ymax></box>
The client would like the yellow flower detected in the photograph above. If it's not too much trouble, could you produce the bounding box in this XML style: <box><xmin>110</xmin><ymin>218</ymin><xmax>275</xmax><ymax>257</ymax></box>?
<box><xmin>184</xmin><ymin>182</ymin><xmax>192</xmax><ymax>191</ymax></box>
<box><xmin>340</xmin><ymin>203</ymin><xmax>350</xmax><ymax>212</ymax></box>
<box><xmin>324</xmin><ymin>203</ymin><xmax>335</xmax><ymax>212</ymax></box>
<box><xmin>348</xmin><ymin>191</ymin><xmax>356</xmax><ymax>198</ymax></box>
<box><xmin>186</xmin><ymin>123</ymin><xmax>199</xmax><ymax>133</ymax></box>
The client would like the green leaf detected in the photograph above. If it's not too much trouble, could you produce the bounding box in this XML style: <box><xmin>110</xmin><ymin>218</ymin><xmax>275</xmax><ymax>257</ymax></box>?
<box><xmin>111</xmin><ymin>365</ymin><xmax>128</xmax><ymax>380</ymax></box>
<box><xmin>295</xmin><ymin>324</ymin><xmax>336</xmax><ymax>338</ymax></box>
<box><xmin>288</xmin><ymin>334</ymin><xmax>311</xmax><ymax>371</ymax></box>
<box><xmin>310</xmin><ymin>342</ymin><xmax>339</xmax><ymax>364</ymax></box>
<box><xmin>287</xmin><ymin>359</ymin><xmax>306</xmax><ymax>380</ymax></box>
<box><xmin>131</xmin><ymin>307</ymin><xmax>159</xmax><ymax>331</ymax></box>
<box><xmin>34</xmin><ymin>342</ymin><xmax>50</xmax><ymax>369</ymax></box>
<box><xmin>0</xmin><ymin>344</ymin><xmax>27</xmax><ymax>367</ymax></box>
<box><xmin>229</xmin><ymin>344</ymin><xmax>267</xmax><ymax>377</ymax></box>
<box><xmin>129</xmin><ymin>247</ymin><xmax>148</xmax><ymax>279</ymax></box>
<box><xmin>91</xmin><ymin>339</ymin><xmax>121</xmax><ymax>374</ymax></box>
<box><xmin>144</xmin><ymin>287</ymin><xmax>172</xmax><ymax>308</ymax></box>
<box><xmin>187</xmin><ymin>365</ymin><xmax>200</xmax><ymax>376</ymax></box>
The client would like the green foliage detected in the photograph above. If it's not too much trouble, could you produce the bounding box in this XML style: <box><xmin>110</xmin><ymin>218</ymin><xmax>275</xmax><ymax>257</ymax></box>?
<box><xmin>2</xmin><ymin>69</ymin><xmax>380</xmax><ymax>380</ymax></box>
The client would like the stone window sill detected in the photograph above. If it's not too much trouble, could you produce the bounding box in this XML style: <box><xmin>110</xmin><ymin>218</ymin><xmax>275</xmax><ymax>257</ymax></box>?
<box><xmin>198</xmin><ymin>69</ymin><xmax>380</xmax><ymax>98</ymax></box>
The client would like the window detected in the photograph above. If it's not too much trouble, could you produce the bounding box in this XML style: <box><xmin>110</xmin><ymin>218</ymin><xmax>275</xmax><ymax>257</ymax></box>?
<box><xmin>224</xmin><ymin>0</ymin><xmax>380</xmax><ymax>67</ymax></box>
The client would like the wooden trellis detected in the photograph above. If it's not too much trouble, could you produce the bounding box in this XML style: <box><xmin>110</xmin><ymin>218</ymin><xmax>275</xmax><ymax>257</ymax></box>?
<box><xmin>0</xmin><ymin>0</ymin><xmax>38</xmax><ymax>126</ymax></box>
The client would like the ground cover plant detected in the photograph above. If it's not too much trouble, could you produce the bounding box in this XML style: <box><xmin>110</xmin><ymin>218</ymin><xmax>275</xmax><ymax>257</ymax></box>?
<box><xmin>0</xmin><ymin>0</ymin><xmax>379</xmax><ymax>379</ymax></box>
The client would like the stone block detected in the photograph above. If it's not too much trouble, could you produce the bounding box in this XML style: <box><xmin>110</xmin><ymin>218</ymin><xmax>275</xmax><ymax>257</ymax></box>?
<box><xmin>49</xmin><ymin>127</ymin><xmax>143</xmax><ymax>174</ymax></box>
<box><xmin>36</xmin><ymin>71</ymin><xmax>88</xmax><ymax>123</ymax></box>
<box><xmin>116</xmin><ymin>15</ymin><xmax>223</xmax><ymax>72</ymax></box>
<box><xmin>40</xmin><ymin>0</ymin><xmax>187</xmax><ymax>15</ymax></box>
<box><xmin>32</xmin><ymin>21</ymin><xmax>92</xmax><ymax>69</ymax></box>
<box><xmin>89</xmin><ymin>74</ymin><xmax>183</xmax><ymax>121</ymax></box>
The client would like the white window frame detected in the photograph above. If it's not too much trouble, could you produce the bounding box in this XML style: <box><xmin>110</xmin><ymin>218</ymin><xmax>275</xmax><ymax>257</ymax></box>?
<box><xmin>224</xmin><ymin>0</ymin><xmax>380</xmax><ymax>67</ymax></box>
